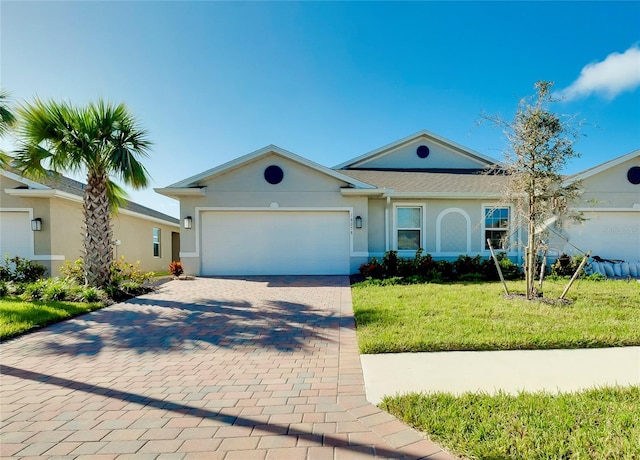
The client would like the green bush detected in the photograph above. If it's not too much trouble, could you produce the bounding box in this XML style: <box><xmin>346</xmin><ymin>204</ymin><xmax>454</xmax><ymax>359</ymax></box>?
<box><xmin>59</xmin><ymin>259</ymin><xmax>85</xmax><ymax>283</ymax></box>
<box><xmin>382</xmin><ymin>251</ymin><xmax>399</xmax><ymax>277</ymax></box>
<box><xmin>60</xmin><ymin>257</ymin><xmax>153</xmax><ymax>301</ymax></box>
<box><xmin>359</xmin><ymin>258</ymin><xmax>385</xmax><ymax>279</ymax></box>
<box><xmin>358</xmin><ymin>250</ymin><xmax>522</xmax><ymax>284</ymax></box>
<box><xmin>0</xmin><ymin>255</ymin><xmax>47</xmax><ymax>283</ymax></box>
<box><xmin>550</xmin><ymin>253</ymin><xmax>584</xmax><ymax>277</ymax></box>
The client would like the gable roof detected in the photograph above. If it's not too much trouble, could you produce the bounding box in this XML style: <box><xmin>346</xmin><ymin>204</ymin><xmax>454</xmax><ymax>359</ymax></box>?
<box><xmin>340</xmin><ymin>169</ymin><xmax>509</xmax><ymax>198</ymax></box>
<box><xmin>1</xmin><ymin>168</ymin><xmax>179</xmax><ymax>225</ymax></box>
<box><xmin>157</xmin><ymin>144</ymin><xmax>377</xmax><ymax>195</ymax></box>
<box><xmin>565</xmin><ymin>149</ymin><xmax>640</xmax><ymax>184</ymax></box>
<box><xmin>334</xmin><ymin>129</ymin><xmax>499</xmax><ymax>170</ymax></box>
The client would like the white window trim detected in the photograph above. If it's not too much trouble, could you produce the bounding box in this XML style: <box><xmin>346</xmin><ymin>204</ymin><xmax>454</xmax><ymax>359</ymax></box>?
<box><xmin>153</xmin><ymin>227</ymin><xmax>161</xmax><ymax>258</ymax></box>
<box><xmin>392</xmin><ymin>203</ymin><xmax>426</xmax><ymax>253</ymax></box>
<box><xmin>435</xmin><ymin>208</ymin><xmax>471</xmax><ymax>253</ymax></box>
<box><xmin>481</xmin><ymin>203</ymin><xmax>514</xmax><ymax>253</ymax></box>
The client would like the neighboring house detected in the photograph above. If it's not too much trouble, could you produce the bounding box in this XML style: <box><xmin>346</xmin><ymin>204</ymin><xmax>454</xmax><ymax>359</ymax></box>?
<box><xmin>1</xmin><ymin>169</ymin><xmax>180</xmax><ymax>277</ymax></box>
<box><xmin>551</xmin><ymin>149</ymin><xmax>640</xmax><ymax>262</ymax></box>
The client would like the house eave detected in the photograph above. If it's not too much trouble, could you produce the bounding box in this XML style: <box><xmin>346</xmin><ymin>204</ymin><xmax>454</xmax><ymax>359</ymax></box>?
<box><xmin>154</xmin><ymin>187</ymin><xmax>207</xmax><ymax>198</ymax></box>
<box><xmin>5</xmin><ymin>188</ymin><xmax>179</xmax><ymax>226</ymax></box>
<box><xmin>384</xmin><ymin>191</ymin><xmax>507</xmax><ymax>199</ymax></box>
<box><xmin>340</xmin><ymin>188</ymin><xmax>389</xmax><ymax>197</ymax></box>
<box><xmin>4</xmin><ymin>188</ymin><xmax>81</xmax><ymax>202</ymax></box>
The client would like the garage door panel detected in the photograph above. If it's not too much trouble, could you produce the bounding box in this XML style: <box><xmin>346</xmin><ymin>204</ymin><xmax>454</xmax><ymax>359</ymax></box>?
<box><xmin>201</xmin><ymin>211</ymin><xmax>350</xmax><ymax>275</ymax></box>
<box><xmin>564</xmin><ymin>212</ymin><xmax>640</xmax><ymax>261</ymax></box>
<box><xmin>0</xmin><ymin>211</ymin><xmax>32</xmax><ymax>258</ymax></box>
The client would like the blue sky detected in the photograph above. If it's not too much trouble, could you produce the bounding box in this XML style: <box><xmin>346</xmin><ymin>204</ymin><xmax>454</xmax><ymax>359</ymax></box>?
<box><xmin>2</xmin><ymin>1</ymin><xmax>639</xmax><ymax>218</ymax></box>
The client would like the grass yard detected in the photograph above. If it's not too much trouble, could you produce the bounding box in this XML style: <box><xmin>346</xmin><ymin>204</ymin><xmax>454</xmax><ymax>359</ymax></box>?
<box><xmin>352</xmin><ymin>279</ymin><xmax>640</xmax><ymax>353</ymax></box>
<box><xmin>0</xmin><ymin>297</ymin><xmax>103</xmax><ymax>341</ymax></box>
<box><xmin>382</xmin><ymin>386</ymin><xmax>640</xmax><ymax>460</ymax></box>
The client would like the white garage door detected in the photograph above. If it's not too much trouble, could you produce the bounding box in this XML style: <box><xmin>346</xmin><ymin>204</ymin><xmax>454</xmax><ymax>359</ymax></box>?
<box><xmin>563</xmin><ymin>211</ymin><xmax>640</xmax><ymax>261</ymax></box>
<box><xmin>0</xmin><ymin>211</ymin><xmax>32</xmax><ymax>259</ymax></box>
<box><xmin>200</xmin><ymin>211</ymin><xmax>350</xmax><ymax>275</ymax></box>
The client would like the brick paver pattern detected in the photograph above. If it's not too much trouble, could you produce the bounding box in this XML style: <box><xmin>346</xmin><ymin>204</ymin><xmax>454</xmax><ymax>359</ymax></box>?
<box><xmin>1</xmin><ymin>276</ymin><xmax>455</xmax><ymax>459</ymax></box>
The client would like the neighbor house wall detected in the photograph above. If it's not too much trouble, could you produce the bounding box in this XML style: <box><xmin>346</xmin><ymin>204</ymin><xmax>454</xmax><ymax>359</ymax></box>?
<box><xmin>111</xmin><ymin>212</ymin><xmax>179</xmax><ymax>273</ymax></box>
<box><xmin>576</xmin><ymin>156</ymin><xmax>640</xmax><ymax>209</ymax></box>
<box><xmin>2</xmin><ymin>173</ymin><xmax>179</xmax><ymax>276</ymax></box>
<box><xmin>1</xmin><ymin>175</ymin><xmax>58</xmax><ymax>275</ymax></box>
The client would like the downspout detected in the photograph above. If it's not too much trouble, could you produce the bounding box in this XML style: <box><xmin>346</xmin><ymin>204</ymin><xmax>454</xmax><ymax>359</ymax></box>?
<box><xmin>385</xmin><ymin>195</ymin><xmax>390</xmax><ymax>252</ymax></box>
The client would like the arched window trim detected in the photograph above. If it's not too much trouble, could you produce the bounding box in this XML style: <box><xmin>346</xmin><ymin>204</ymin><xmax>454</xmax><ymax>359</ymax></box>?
<box><xmin>435</xmin><ymin>208</ymin><xmax>471</xmax><ymax>253</ymax></box>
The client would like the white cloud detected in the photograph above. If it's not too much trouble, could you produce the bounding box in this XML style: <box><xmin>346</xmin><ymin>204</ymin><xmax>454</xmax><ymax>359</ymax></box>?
<box><xmin>557</xmin><ymin>45</ymin><xmax>640</xmax><ymax>101</ymax></box>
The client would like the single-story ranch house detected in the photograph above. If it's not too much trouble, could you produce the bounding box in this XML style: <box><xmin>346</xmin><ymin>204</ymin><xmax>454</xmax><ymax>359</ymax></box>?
<box><xmin>156</xmin><ymin>130</ymin><xmax>639</xmax><ymax>276</ymax></box>
<box><xmin>1</xmin><ymin>169</ymin><xmax>180</xmax><ymax>276</ymax></box>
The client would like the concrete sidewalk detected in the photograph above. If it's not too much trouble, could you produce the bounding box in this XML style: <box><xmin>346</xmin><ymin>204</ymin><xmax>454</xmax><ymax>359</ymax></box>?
<box><xmin>361</xmin><ymin>347</ymin><xmax>640</xmax><ymax>404</ymax></box>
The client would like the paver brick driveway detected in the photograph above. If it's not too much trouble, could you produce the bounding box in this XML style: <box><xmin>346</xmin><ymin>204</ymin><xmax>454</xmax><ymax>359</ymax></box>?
<box><xmin>1</xmin><ymin>276</ymin><xmax>454</xmax><ymax>459</ymax></box>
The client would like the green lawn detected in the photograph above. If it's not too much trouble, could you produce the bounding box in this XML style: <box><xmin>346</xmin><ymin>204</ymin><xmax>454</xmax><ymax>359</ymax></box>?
<box><xmin>0</xmin><ymin>297</ymin><xmax>103</xmax><ymax>340</ymax></box>
<box><xmin>352</xmin><ymin>279</ymin><xmax>640</xmax><ymax>354</ymax></box>
<box><xmin>382</xmin><ymin>387</ymin><xmax>640</xmax><ymax>460</ymax></box>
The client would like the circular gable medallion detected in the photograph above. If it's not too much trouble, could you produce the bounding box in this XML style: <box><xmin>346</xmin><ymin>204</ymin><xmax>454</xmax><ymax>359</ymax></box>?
<box><xmin>264</xmin><ymin>165</ymin><xmax>284</xmax><ymax>184</ymax></box>
<box><xmin>416</xmin><ymin>145</ymin><xmax>430</xmax><ymax>159</ymax></box>
<box><xmin>627</xmin><ymin>166</ymin><xmax>640</xmax><ymax>185</ymax></box>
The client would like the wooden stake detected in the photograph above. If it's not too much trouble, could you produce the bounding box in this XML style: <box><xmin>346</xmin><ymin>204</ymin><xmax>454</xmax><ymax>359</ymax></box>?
<box><xmin>487</xmin><ymin>239</ymin><xmax>509</xmax><ymax>295</ymax></box>
<box><xmin>560</xmin><ymin>251</ymin><xmax>591</xmax><ymax>300</ymax></box>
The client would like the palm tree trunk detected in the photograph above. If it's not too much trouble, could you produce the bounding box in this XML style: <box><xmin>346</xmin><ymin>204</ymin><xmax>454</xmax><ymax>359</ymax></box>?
<box><xmin>83</xmin><ymin>171</ymin><xmax>113</xmax><ymax>287</ymax></box>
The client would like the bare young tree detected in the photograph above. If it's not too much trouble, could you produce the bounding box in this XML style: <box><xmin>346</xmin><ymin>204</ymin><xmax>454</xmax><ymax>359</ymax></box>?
<box><xmin>483</xmin><ymin>81</ymin><xmax>583</xmax><ymax>299</ymax></box>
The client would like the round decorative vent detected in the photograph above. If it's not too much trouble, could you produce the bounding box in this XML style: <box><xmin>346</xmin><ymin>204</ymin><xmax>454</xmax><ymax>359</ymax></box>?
<box><xmin>416</xmin><ymin>145</ymin><xmax>430</xmax><ymax>159</ymax></box>
<box><xmin>627</xmin><ymin>166</ymin><xmax>640</xmax><ymax>185</ymax></box>
<box><xmin>264</xmin><ymin>165</ymin><xmax>284</xmax><ymax>184</ymax></box>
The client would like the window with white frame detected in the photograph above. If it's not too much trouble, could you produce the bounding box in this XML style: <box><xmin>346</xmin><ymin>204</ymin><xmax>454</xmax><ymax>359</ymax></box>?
<box><xmin>396</xmin><ymin>207</ymin><xmax>422</xmax><ymax>250</ymax></box>
<box><xmin>153</xmin><ymin>228</ymin><xmax>161</xmax><ymax>257</ymax></box>
<box><xmin>484</xmin><ymin>207</ymin><xmax>510</xmax><ymax>250</ymax></box>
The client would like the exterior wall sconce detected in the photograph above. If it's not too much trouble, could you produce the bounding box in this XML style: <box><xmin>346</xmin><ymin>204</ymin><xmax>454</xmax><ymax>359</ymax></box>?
<box><xmin>31</xmin><ymin>218</ymin><xmax>42</xmax><ymax>231</ymax></box>
<box><xmin>183</xmin><ymin>216</ymin><xmax>192</xmax><ymax>229</ymax></box>
<box><xmin>355</xmin><ymin>216</ymin><xmax>363</xmax><ymax>229</ymax></box>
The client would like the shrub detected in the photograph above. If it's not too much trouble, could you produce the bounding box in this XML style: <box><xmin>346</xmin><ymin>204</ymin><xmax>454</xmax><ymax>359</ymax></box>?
<box><xmin>59</xmin><ymin>257</ymin><xmax>153</xmax><ymax>301</ymax></box>
<box><xmin>436</xmin><ymin>260</ymin><xmax>455</xmax><ymax>281</ymax></box>
<box><xmin>359</xmin><ymin>258</ymin><xmax>385</xmax><ymax>279</ymax></box>
<box><xmin>20</xmin><ymin>279</ymin><xmax>47</xmax><ymax>301</ymax></box>
<box><xmin>382</xmin><ymin>251</ymin><xmax>399</xmax><ymax>277</ymax></box>
<box><xmin>483</xmin><ymin>253</ymin><xmax>523</xmax><ymax>281</ymax></box>
<box><xmin>60</xmin><ymin>259</ymin><xmax>85</xmax><ymax>284</ymax></box>
<box><xmin>0</xmin><ymin>280</ymin><xmax>8</xmax><ymax>297</ymax></box>
<box><xmin>414</xmin><ymin>251</ymin><xmax>436</xmax><ymax>277</ymax></box>
<box><xmin>169</xmin><ymin>261</ymin><xmax>184</xmax><ymax>277</ymax></box>
<box><xmin>550</xmin><ymin>253</ymin><xmax>584</xmax><ymax>277</ymax></box>
<box><xmin>110</xmin><ymin>256</ymin><xmax>154</xmax><ymax>285</ymax></box>
<box><xmin>359</xmin><ymin>251</ymin><xmax>522</xmax><ymax>285</ymax></box>
<box><xmin>453</xmin><ymin>255</ymin><xmax>484</xmax><ymax>278</ymax></box>
<box><xmin>1</xmin><ymin>255</ymin><xmax>47</xmax><ymax>283</ymax></box>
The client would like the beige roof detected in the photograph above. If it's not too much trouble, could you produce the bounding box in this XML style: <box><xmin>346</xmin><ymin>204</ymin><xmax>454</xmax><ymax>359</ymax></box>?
<box><xmin>338</xmin><ymin>169</ymin><xmax>510</xmax><ymax>195</ymax></box>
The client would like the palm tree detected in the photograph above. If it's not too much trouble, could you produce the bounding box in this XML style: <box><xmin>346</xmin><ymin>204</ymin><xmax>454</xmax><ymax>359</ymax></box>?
<box><xmin>14</xmin><ymin>99</ymin><xmax>152</xmax><ymax>287</ymax></box>
<box><xmin>0</xmin><ymin>89</ymin><xmax>17</xmax><ymax>167</ymax></box>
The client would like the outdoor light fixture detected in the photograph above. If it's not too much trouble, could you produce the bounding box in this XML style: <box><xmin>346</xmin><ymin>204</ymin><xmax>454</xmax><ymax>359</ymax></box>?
<box><xmin>183</xmin><ymin>216</ymin><xmax>193</xmax><ymax>229</ymax></box>
<box><xmin>31</xmin><ymin>218</ymin><xmax>42</xmax><ymax>231</ymax></box>
<box><xmin>355</xmin><ymin>216</ymin><xmax>363</xmax><ymax>229</ymax></box>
